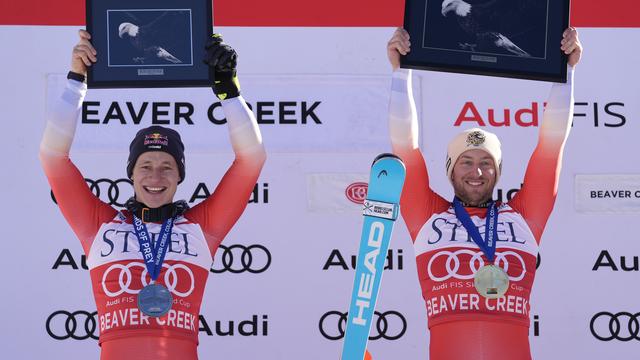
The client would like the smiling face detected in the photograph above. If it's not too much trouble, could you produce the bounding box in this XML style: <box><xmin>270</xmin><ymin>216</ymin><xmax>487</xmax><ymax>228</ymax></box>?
<box><xmin>451</xmin><ymin>149</ymin><xmax>497</xmax><ymax>206</ymax></box>
<box><xmin>131</xmin><ymin>152</ymin><xmax>180</xmax><ymax>208</ymax></box>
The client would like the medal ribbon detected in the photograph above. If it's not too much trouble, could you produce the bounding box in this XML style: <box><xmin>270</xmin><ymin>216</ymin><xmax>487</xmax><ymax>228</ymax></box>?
<box><xmin>133</xmin><ymin>215</ymin><xmax>175</xmax><ymax>281</ymax></box>
<box><xmin>452</xmin><ymin>197</ymin><xmax>499</xmax><ymax>262</ymax></box>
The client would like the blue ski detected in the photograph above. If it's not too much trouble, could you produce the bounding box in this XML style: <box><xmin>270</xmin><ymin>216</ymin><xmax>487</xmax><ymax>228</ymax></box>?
<box><xmin>341</xmin><ymin>153</ymin><xmax>406</xmax><ymax>360</ymax></box>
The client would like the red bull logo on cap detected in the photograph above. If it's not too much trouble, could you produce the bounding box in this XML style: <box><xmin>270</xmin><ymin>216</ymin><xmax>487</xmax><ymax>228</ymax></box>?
<box><xmin>144</xmin><ymin>133</ymin><xmax>169</xmax><ymax>147</ymax></box>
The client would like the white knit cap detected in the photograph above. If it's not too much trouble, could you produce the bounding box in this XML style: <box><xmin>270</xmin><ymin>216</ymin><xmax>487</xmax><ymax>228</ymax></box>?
<box><xmin>446</xmin><ymin>128</ymin><xmax>502</xmax><ymax>183</ymax></box>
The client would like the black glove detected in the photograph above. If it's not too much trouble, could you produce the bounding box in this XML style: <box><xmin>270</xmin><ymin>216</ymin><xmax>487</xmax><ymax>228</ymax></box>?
<box><xmin>204</xmin><ymin>34</ymin><xmax>240</xmax><ymax>100</ymax></box>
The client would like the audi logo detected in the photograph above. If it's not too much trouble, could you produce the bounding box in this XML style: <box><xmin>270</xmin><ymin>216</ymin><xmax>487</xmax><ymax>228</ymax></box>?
<box><xmin>590</xmin><ymin>311</ymin><xmax>640</xmax><ymax>341</ymax></box>
<box><xmin>46</xmin><ymin>310</ymin><xmax>98</xmax><ymax>340</ymax></box>
<box><xmin>102</xmin><ymin>262</ymin><xmax>194</xmax><ymax>297</ymax></box>
<box><xmin>345</xmin><ymin>182</ymin><xmax>368</xmax><ymax>204</ymax></box>
<box><xmin>211</xmin><ymin>244</ymin><xmax>271</xmax><ymax>274</ymax></box>
<box><xmin>50</xmin><ymin>178</ymin><xmax>133</xmax><ymax>207</ymax></box>
<box><xmin>318</xmin><ymin>310</ymin><xmax>407</xmax><ymax>341</ymax></box>
<box><xmin>427</xmin><ymin>249</ymin><xmax>526</xmax><ymax>282</ymax></box>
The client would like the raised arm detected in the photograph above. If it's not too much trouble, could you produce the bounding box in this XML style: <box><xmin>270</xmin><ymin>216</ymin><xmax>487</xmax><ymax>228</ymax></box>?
<box><xmin>509</xmin><ymin>28</ymin><xmax>582</xmax><ymax>243</ymax></box>
<box><xmin>39</xmin><ymin>30</ymin><xmax>117</xmax><ymax>254</ymax></box>
<box><xmin>185</xmin><ymin>36</ymin><xmax>266</xmax><ymax>253</ymax></box>
<box><xmin>387</xmin><ymin>28</ymin><xmax>447</xmax><ymax>241</ymax></box>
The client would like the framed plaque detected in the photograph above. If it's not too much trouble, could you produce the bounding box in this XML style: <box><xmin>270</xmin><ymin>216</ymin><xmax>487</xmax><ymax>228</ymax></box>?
<box><xmin>86</xmin><ymin>0</ymin><xmax>213</xmax><ymax>88</ymax></box>
<box><xmin>402</xmin><ymin>0</ymin><xmax>571</xmax><ymax>82</ymax></box>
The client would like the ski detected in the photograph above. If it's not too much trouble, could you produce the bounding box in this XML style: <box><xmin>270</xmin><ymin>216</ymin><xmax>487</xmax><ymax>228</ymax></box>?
<box><xmin>341</xmin><ymin>153</ymin><xmax>406</xmax><ymax>360</ymax></box>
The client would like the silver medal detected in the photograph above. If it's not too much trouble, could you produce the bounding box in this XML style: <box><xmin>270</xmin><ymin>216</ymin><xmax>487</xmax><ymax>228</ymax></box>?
<box><xmin>138</xmin><ymin>283</ymin><xmax>173</xmax><ymax>317</ymax></box>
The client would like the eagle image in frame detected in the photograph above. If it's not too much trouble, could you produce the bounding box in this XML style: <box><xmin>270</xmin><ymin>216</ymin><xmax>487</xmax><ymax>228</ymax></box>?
<box><xmin>108</xmin><ymin>10</ymin><xmax>193</xmax><ymax>67</ymax></box>
<box><xmin>402</xmin><ymin>0</ymin><xmax>570</xmax><ymax>82</ymax></box>
<box><xmin>87</xmin><ymin>0</ymin><xmax>213</xmax><ymax>88</ymax></box>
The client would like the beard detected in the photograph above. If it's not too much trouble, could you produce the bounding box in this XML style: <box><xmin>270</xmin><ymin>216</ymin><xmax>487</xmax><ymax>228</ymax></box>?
<box><xmin>452</xmin><ymin>177</ymin><xmax>495</xmax><ymax>206</ymax></box>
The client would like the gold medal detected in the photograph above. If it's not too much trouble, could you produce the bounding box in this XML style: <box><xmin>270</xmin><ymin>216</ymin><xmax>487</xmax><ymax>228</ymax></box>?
<box><xmin>474</xmin><ymin>264</ymin><xmax>509</xmax><ymax>299</ymax></box>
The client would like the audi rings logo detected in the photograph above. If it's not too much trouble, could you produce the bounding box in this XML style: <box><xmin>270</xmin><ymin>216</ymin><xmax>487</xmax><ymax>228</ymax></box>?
<box><xmin>590</xmin><ymin>311</ymin><xmax>640</xmax><ymax>341</ymax></box>
<box><xmin>46</xmin><ymin>310</ymin><xmax>98</xmax><ymax>340</ymax></box>
<box><xmin>345</xmin><ymin>182</ymin><xmax>368</xmax><ymax>204</ymax></box>
<box><xmin>318</xmin><ymin>310</ymin><xmax>407</xmax><ymax>341</ymax></box>
<box><xmin>211</xmin><ymin>244</ymin><xmax>272</xmax><ymax>274</ymax></box>
<box><xmin>50</xmin><ymin>178</ymin><xmax>133</xmax><ymax>207</ymax></box>
<box><xmin>102</xmin><ymin>262</ymin><xmax>195</xmax><ymax>297</ymax></box>
<box><xmin>428</xmin><ymin>249</ymin><xmax>526</xmax><ymax>282</ymax></box>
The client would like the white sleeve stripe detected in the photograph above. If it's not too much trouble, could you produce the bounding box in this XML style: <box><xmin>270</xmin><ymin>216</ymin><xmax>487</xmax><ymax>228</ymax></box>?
<box><xmin>220</xmin><ymin>95</ymin><xmax>264</xmax><ymax>156</ymax></box>
<box><xmin>40</xmin><ymin>79</ymin><xmax>86</xmax><ymax>155</ymax></box>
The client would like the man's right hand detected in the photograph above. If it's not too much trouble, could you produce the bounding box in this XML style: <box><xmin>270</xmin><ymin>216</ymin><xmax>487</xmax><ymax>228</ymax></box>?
<box><xmin>71</xmin><ymin>29</ymin><xmax>97</xmax><ymax>76</ymax></box>
<box><xmin>387</xmin><ymin>27</ymin><xmax>411</xmax><ymax>71</ymax></box>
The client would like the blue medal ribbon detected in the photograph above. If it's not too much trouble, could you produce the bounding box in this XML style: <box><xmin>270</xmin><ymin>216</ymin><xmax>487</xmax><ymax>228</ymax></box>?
<box><xmin>452</xmin><ymin>197</ymin><xmax>499</xmax><ymax>262</ymax></box>
<box><xmin>132</xmin><ymin>215</ymin><xmax>175</xmax><ymax>281</ymax></box>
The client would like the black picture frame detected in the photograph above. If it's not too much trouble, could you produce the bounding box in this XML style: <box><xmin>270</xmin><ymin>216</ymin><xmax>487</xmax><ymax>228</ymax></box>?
<box><xmin>86</xmin><ymin>0</ymin><xmax>213</xmax><ymax>88</ymax></box>
<box><xmin>402</xmin><ymin>0</ymin><xmax>571</xmax><ymax>82</ymax></box>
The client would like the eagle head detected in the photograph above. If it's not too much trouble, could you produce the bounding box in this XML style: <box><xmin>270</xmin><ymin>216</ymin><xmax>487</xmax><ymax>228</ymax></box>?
<box><xmin>441</xmin><ymin>0</ymin><xmax>472</xmax><ymax>17</ymax></box>
<box><xmin>118</xmin><ymin>22</ymin><xmax>140</xmax><ymax>38</ymax></box>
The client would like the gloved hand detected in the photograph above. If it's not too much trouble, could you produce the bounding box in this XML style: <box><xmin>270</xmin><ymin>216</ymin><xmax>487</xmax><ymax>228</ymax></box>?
<box><xmin>204</xmin><ymin>34</ymin><xmax>240</xmax><ymax>100</ymax></box>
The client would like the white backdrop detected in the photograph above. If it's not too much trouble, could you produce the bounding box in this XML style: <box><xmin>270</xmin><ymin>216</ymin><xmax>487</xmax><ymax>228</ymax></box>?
<box><xmin>0</xmin><ymin>26</ymin><xmax>639</xmax><ymax>359</ymax></box>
